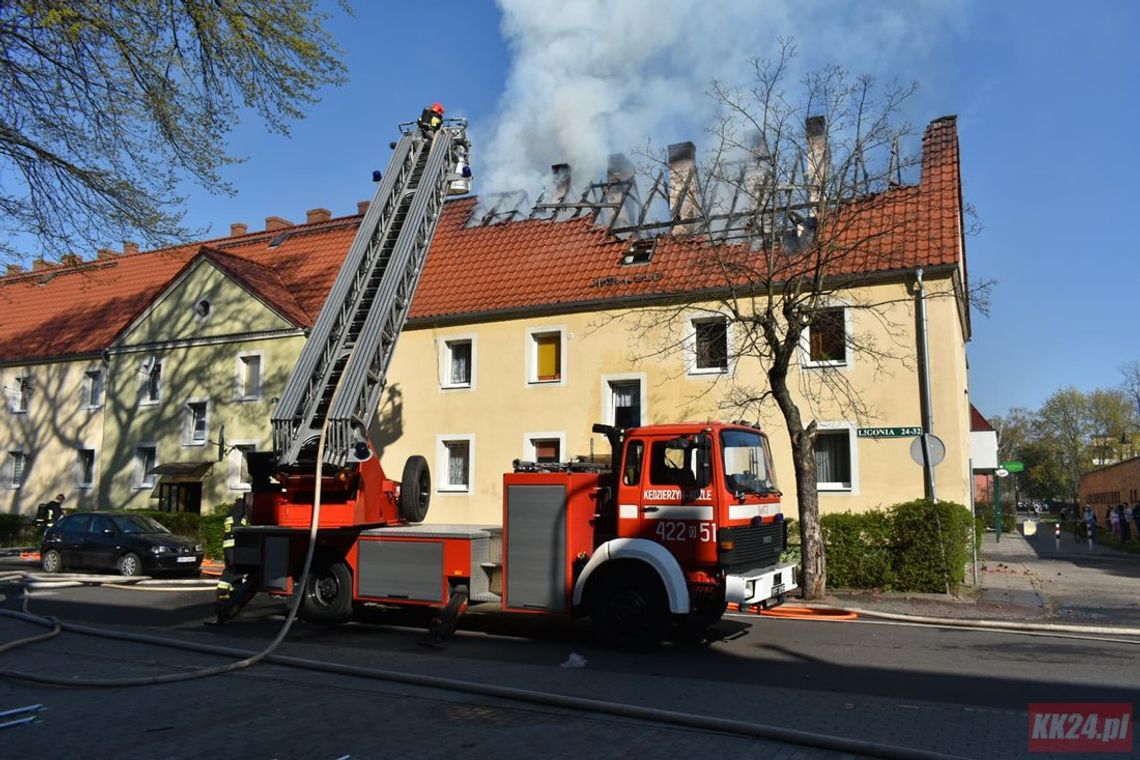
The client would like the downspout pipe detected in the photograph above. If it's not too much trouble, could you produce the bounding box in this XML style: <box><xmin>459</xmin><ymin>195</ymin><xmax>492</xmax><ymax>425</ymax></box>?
<box><xmin>915</xmin><ymin>267</ymin><xmax>936</xmax><ymax>501</ymax></box>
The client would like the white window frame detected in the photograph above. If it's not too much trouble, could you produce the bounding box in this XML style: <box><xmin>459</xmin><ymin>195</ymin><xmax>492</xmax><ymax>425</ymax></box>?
<box><xmin>76</xmin><ymin>447</ymin><xmax>96</xmax><ymax>489</ymax></box>
<box><xmin>814</xmin><ymin>422</ymin><xmax>859</xmax><ymax>494</ymax></box>
<box><xmin>800</xmin><ymin>305</ymin><xmax>853</xmax><ymax>370</ymax></box>
<box><xmin>140</xmin><ymin>357</ymin><xmax>163</xmax><ymax>406</ymax></box>
<box><xmin>227</xmin><ymin>440</ymin><xmax>258</xmax><ymax>491</ymax></box>
<box><xmin>134</xmin><ymin>443</ymin><xmax>158</xmax><ymax>489</ymax></box>
<box><xmin>525</xmin><ymin>326</ymin><xmax>567</xmax><ymax>386</ymax></box>
<box><xmin>523</xmin><ymin>431</ymin><xmax>566</xmax><ymax>464</ymax></box>
<box><xmin>435</xmin><ymin>434</ymin><xmax>474</xmax><ymax>493</ymax></box>
<box><xmin>234</xmin><ymin>352</ymin><xmax>264</xmax><ymax>401</ymax></box>
<box><xmin>601</xmin><ymin>373</ymin><xmax>647</xmax><ymax>428</ymax></box>
<box><xmin>438</xmin><ymin>334</ymin><xmax>476</xmax><ymax>390</ymax></box>
<box><xmin>684</xmin><ymin>312</ymin><xmax>733</xmax><ymax>376</ymax></box>
<box><xmin>183</xmin><ymin>399</ymin><xmax>210</xmax><ymax>446</ymax></box>
<box><xmin>9</xmin><ymin>375</ymin><xmax>31</xmax><ymax>413</ymax></box>
<box><xmin>83</xmin><ymin>368</ymin><xmax>104</xmax><ymax>409</ymax></box>
<box><xmin>6</xmin><ymin>450</ymin><xmax>27</xmax><ymax>489</ymax></box>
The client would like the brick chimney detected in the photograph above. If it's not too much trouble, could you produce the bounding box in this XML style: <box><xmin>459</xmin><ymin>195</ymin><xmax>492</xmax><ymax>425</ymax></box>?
<box><xmin>96</xmin><ymin>247</ymin><xmax>119</xmax><ymax>260</ymax></box>
<box><xmin>60</xmin><ymin>252</ymin><xmax>82</xmax><ymax>267</ymax></box>
<box><xmin>805</xmin><ymin>115</ymin><xmax>829</xmax><ymax>205</ymax></box>
<box><xmin>123</xmin><ymin>240</ymin><xmax>139</xmax><ymax>255</ymax></box>
<box><xmin>357</xmin><ymin>200</ymin><xmax>370</xmax><ymax>216</ymax></box>
<box><xmin>549</xmin><ymin>163</ymin><xmax>572</xmax><ymax>203</ymax></box>
<box><xmin>265</xmin><ymin>216</ymin><xmax>292</xmax><ymax>232</ymax></box>
<box><xmin>31</xmin><ymin>257</ymin><xmax>52</xmax><ymax>271</ymax></box>
<box><xmin>5</xmin><ymin>264</ymin><xmax>23</xmax><ymax>275</ymax></box>
<box><xmin>305</xmin><ymin>208</ymin><xmax>331</xmax><ymax>224</ymax></box>
<box><xmin>604</xmin><ymin>153</ymin><xmax>636</xmax><ymax>230</ymax></box>
<box><xmin>230</xmin><ymin>222</ymin><xmax>248</xmax><ymax>236</ymax></box>
<box><xmin>667</xmin><ymin>141</ymin><xmax>700</xmax><ymax>234</ymax></box>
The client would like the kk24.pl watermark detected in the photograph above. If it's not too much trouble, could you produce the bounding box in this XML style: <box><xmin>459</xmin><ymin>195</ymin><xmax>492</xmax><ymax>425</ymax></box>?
<box><xmin>1029</xmin><ymin>703</ymin><xmax>1132</xmax><ymax>753</ymax></box>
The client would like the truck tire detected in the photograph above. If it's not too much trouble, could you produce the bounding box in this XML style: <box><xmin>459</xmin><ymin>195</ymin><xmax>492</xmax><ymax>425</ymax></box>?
<box><xmin>590</xmin><ymin>564</ymin><xmax>669</xmax><ymax>651</ymax></box>
<box><xmin>300</xmin><ymin>562</ymin><xmax>353</xmax><ymax>625</ymax></box>
<box><xmin>399</xmin><ymin>455</ymin><xmax>431</xmax><ymax>523</ymax></box>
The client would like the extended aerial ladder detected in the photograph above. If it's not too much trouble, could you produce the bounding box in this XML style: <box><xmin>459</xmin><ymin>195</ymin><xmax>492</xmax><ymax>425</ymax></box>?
<box><xmin>251</xmin><ymin>116</ymin><xmax>471</xmax><ymax>529</ymax></box>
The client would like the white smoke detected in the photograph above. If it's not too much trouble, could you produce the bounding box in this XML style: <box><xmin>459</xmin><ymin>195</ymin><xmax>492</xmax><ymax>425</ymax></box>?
<box><xmin>479</xmin><ymin>0</ymin><xmax>966</xmax><ymax>198</ymax></box>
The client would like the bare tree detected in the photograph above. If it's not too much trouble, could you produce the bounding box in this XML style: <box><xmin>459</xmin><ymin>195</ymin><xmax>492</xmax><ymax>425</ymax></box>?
<box><xmin>1035</xmin><ymin>387</ymin><xmax>1090</xmax><ymax>500</ymax></box>
<box><xmin>1121</xmin><ymin>361</ymin><xmax>1140</xmax><ymax>419</ymax></box>
<box><xmin>607</xmin><ymin>42</ymin><xmax>974</xmax><ymax>598</ymax></box>
<box><xmin>0</xmin><ymin>1</ymin><xmax>347</xmax><ymax>264</ymax></box>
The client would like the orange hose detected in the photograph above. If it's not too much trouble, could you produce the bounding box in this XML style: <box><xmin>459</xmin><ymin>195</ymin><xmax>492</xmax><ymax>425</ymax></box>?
<box><xmin>727</xmin><ymin>602</ymin><xmax>858</xmax><ymax>621</ymax></box>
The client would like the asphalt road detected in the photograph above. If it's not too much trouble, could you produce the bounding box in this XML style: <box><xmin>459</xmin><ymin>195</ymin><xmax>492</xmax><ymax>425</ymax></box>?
<box><xmin>1</xmin><ymin>580</ymin><xmax>1138</xmax><ymax>759</ymax></box>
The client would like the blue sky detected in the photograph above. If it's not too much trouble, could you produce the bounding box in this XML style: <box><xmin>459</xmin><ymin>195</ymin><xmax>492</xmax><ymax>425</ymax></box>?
<box><xmin>97</xmin><ymin>1</ymin><xmax>1140</xmax><ymax>419</ymax></box>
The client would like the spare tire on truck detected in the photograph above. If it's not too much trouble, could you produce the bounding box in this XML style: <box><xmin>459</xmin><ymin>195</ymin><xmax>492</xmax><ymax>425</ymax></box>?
<box><xmin>399</xmin><ymin>455</ymin><xmax>431</xmax><ymax>523</ymax></box>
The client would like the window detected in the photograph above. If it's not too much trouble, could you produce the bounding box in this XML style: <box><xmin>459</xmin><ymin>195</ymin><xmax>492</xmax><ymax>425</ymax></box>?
<box><xmin>648</xmin><ymin>439</ymin><xmax>709</xmax><ymax>489</ymax></box>
<box><xmin>236</xmin><ymin>354</ymin><xmax>262</xmax><ymax>399</ymax></box>
<box><xmin>142</xmin><ymin>358</ymin><xmax>162</xmax><ymax>404</ymax></box>
<box><xmin>135</xmin><ymin>445</ymin><xmax>157</xmax><ymax>488</ymax></box>
<box><xmin>185</xmin><ymin>401</ymin><xmax>208</xmax><ymax>444</ymax></box>
<box><xmin>84</xmin><ymin>370</ymin><xmax>104</xmax><ymax>408</ymax></box>
<box><xmin>622</xmin><ymin>441</ymin><xmax>644</xmax><ymax>486</ymax></box>
<box><xmin>611</xmin><ymin>381</ymin><xmax>641</xmax><ymax>428</ymax></box>
<box><xmin>685</xmin><ymin>314</ymin><xmax>730</xmax><ymax>375</ymax></box>
<box><xmin>77</xmin><ymin>448</ymin><xmax>95</xmax><ymax>488</ymax></box>
<box><xmin>437</xmin><ymin>436</ymin><xmax>473</xmax><ymax>492</ymax></box>
<box><xmin>524</xmin><ymin>433</ymin><xmax>565</xmax><ymax>464</ymax></box>
<box><xmin>441</xmin><ymin>338</ymin><xmax>473</xmax><ymax>388</ymax></box>
<box><xmin>6</xmin><ymin>451</ymin><xmax>26</xmax><ymax>489</ymax></box>
<box><xmin>806</xmin><ymin>308</ymin><xmax>848</xmax><ymax>365</ymax></box>
<box><xmin>528</xmin><ymin>329</ymin><xmax>563</xmax><ymax>383</ymax></box>
<box><xmin>228</xmin><ymin>443</ymin><xmax>256</xmax><ymax>491</ymax></box>
<box><xmin>10</xmin><ymin>376</ymin><xmax>31</xmax><ymax>412</ymax></box>
<box><xmin>815</xmin><ymin>429</ymin><xmax>853</xmax><ymax>491</ymax></box>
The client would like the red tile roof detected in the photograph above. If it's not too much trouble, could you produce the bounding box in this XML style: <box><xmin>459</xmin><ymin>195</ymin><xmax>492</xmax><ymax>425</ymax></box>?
<box><xmin>970</xmin><ymin>404</ymin><xmax>995</xmax><ymax>432</ymax></box>
<box><xmin>0</xmin><ymin>117</ymin><xmax>964</xmax><ymax>363</ymax></box>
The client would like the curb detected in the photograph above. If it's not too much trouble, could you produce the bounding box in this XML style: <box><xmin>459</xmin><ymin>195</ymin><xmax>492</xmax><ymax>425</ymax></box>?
<box><xmin>798</xmin><ymin>603</ymin><xmax>1140</xmax><ymax>637</ymax></box>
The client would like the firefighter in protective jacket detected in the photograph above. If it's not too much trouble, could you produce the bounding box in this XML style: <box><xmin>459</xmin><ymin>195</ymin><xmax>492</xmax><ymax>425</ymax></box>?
<box><xmin>215</xmin><ymin>495</ymin><xmax>251</xmax><ymax>622</ymax></box>
<box><xmin>418</xmin><ymin>102</ymin><xmax>444</xmax><ymax>136</ymax></box>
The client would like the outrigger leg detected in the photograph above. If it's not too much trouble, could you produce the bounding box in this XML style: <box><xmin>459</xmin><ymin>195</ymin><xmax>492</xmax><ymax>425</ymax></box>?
<box><xmin>421</xmin><ymin>584</ymin><xmax>469</xmax><ymax>647</ymax></box>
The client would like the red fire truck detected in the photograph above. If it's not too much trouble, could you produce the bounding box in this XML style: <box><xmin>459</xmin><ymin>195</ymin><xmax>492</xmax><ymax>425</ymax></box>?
<box><xmin>230</xmin><ymin>113</ymin><xmax>795</xmax><ymax>648</ymax></box>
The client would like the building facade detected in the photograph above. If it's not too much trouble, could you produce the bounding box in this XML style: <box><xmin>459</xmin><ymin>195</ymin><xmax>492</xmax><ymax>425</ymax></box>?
<box><xmin>2</xmin><ymin>117</ymin><xmax>975</xmax><ymax>526</ymax></box>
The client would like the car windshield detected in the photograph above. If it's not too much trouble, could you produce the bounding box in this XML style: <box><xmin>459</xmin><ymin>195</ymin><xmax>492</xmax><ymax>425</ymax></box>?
<box><xmin>721</xmin><ymin>429</ymin><xmax>778</xmax><ymax>495</ymax></box>
<box><xmin>110</xmin><ymin>515</ymin><xmax>171</xmax><ymax>534</ymax></box>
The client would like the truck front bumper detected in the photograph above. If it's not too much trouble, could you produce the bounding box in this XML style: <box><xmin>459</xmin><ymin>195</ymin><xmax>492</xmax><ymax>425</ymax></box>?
<box><xmin>725</xmin><ymin>561</ymin><xmax>798</xmax><ymax>606</ymax></box>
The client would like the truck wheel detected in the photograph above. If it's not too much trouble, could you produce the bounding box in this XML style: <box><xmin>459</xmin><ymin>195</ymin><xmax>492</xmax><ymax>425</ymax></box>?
<box><xmin>591</xmin><ymin>565</ymin><xmax>669</xmax><ymax>651</ymax></box>
<box><xmin>300</xmin><ymin>562</ymin><xmax>353</xmax><ymax>625</ymax></box>
<box><xmin>399</xmin><ymin>455</ymin><xmax>431</xmax><ymax>523</ymax></box>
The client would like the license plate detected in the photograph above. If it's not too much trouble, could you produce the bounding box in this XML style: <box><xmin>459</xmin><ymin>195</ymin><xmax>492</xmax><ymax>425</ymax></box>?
<box><xmin>771</xmin><ymin>583</ymin><xmax>785</xmax><ymax>595</ymax></box>
<box><xmin>176</xmin><ymin>556</ymin><xmax>197</xmax><ymax>563</ymax></box>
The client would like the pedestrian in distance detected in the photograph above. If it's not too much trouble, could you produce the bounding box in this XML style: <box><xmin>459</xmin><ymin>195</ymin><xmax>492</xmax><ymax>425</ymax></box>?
<box><xmin>1121</xmin><ymin>503</ymin><xmax>1132</xmax><ymax>543</ymax></box>
<box><xmin>1132</xmin><ymin>502</ymin><xmax>1140</xmax><ymax>543</ymax></box>
<box><xmin>1083</xmin><ymin>505</ymin><xmax>1097</xmax><ymax>549</ymax></box>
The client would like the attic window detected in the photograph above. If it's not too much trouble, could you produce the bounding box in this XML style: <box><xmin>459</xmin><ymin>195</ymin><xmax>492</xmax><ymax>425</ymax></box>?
<box><xmin>268</xmin><ymin>230</ymin><xmax>292</xmax><ymax>248</ymax></box>
<box><xmin>194</xmin><ymin>298</ymin><xmax>211</xmax><ymax>319</ymax></box>
<box><xmin>621</xmin><ymin>239</ymin><xmax>656</xmax><ymax>266</ymax></box>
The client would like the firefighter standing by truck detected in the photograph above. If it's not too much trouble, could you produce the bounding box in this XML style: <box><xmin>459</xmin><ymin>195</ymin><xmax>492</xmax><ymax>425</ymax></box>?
<box><xmin>215</xmin><ymin>495</ymin><xmax>251</xmax><ymax>622</ymax></box>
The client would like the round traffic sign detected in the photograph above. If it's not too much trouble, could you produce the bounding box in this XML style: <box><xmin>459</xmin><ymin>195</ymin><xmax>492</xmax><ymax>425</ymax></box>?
<box><xmin>909</xmin><ymin>433</ymin><xmax>946</xmax><ymax>467</ymax></box>
<box><xmin>995</xmin><ymin>467</ymin><xmax>1009</xmax><ymax>478</ymax></box>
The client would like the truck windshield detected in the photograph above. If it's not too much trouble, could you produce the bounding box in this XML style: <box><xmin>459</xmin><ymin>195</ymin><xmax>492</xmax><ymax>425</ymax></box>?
<box><xmin>720</xmin><ymin>429</ymin><xmax>777</xmax><ymax>495</ymax></box>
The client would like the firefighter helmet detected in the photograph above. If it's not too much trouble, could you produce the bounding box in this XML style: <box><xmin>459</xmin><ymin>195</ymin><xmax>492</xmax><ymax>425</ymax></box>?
<box><xmin>431</xmin><ymin>102</ymin><xmax>444</xmax><ymax>114</ymax></box>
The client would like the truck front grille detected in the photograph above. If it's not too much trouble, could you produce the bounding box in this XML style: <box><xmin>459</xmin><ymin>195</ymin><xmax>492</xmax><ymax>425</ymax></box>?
<box><xmin>719</xmin><ymin>521</ymin><xmax>787</xmax><ymax>572</ymax></box>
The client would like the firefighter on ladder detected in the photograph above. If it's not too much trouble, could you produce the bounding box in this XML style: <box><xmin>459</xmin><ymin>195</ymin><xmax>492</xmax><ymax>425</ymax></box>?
<box><xmin>215</xmin><ymin>494</ymin><xmax>251</xmax><ymax>623</ymax></box>
<box><xmin>417</xmin><ymin>102</ymin><xmax>444</xmax><ymax>136</ymax></box>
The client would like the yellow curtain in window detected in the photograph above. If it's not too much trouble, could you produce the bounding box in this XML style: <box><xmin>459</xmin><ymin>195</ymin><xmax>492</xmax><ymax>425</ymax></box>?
<box><xmin>536</xmin><ymin>335</ymin><xmax>560</xmax><ymax>380</ymax></box>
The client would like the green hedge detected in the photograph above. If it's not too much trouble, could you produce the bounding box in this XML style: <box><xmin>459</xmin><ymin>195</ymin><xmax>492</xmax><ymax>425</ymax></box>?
<box><xmin>821</xmin><ymin>500</ymin><xmax>975</xmax><ymax>593</ymax></box>
<box><xmin>975</xmin><ymin>501</ymin><xmax>1016</xmax><ymax>533</ymax></box>
<box><xmin>0</xmin><ymin>513</ymin><xmax>33</xmax><ymax>546</ymax></box>
<box><xmin>136</xmin><ymin>511</ymin><xmax>226</xmax><ymax>560</ymax></box>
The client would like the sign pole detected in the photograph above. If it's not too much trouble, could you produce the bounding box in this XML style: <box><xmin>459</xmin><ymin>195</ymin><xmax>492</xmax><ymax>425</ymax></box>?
<box><xmin>995</xmin><ymin>472</ymin><xmax>1002</xmax><ymax>543</ymax></box>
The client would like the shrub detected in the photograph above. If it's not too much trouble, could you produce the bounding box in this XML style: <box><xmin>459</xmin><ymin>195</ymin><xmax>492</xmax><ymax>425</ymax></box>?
<box><xmin>889</xmin><ymin>499</ymin><xmax>974</xmax><ymax>593</ymax></box>
<box><xmin>821</xmin><ymin>511</ymin><xmax>894</xmax><ymax>589</ymax></box>
<box><xmin>0</xmin><ymin>513</ymin><xmax>33</xmax><ymax>546</ymax></box>
<box><xmin>136</xmin><ymin>510</ymin><xmax>226</xmax><ymax>560</ymax></box>
<box><xmin>976</xmin><ymin>501</ymin><xmax>1016</xmax><ymax>533</ymax></box>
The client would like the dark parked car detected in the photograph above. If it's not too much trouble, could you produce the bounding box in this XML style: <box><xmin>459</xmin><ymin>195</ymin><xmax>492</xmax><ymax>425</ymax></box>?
<box><xmin>41</xmin><ymin>512</ymin><xmax>204</xmax><ymax>576</ymax></box>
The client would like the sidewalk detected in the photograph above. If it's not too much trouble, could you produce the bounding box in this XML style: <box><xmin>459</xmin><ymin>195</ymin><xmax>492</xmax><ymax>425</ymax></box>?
<box><xmin>826</xmin><ymin>524</ymin><xmax>1140</xmax><ymax>627</ymax></box>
